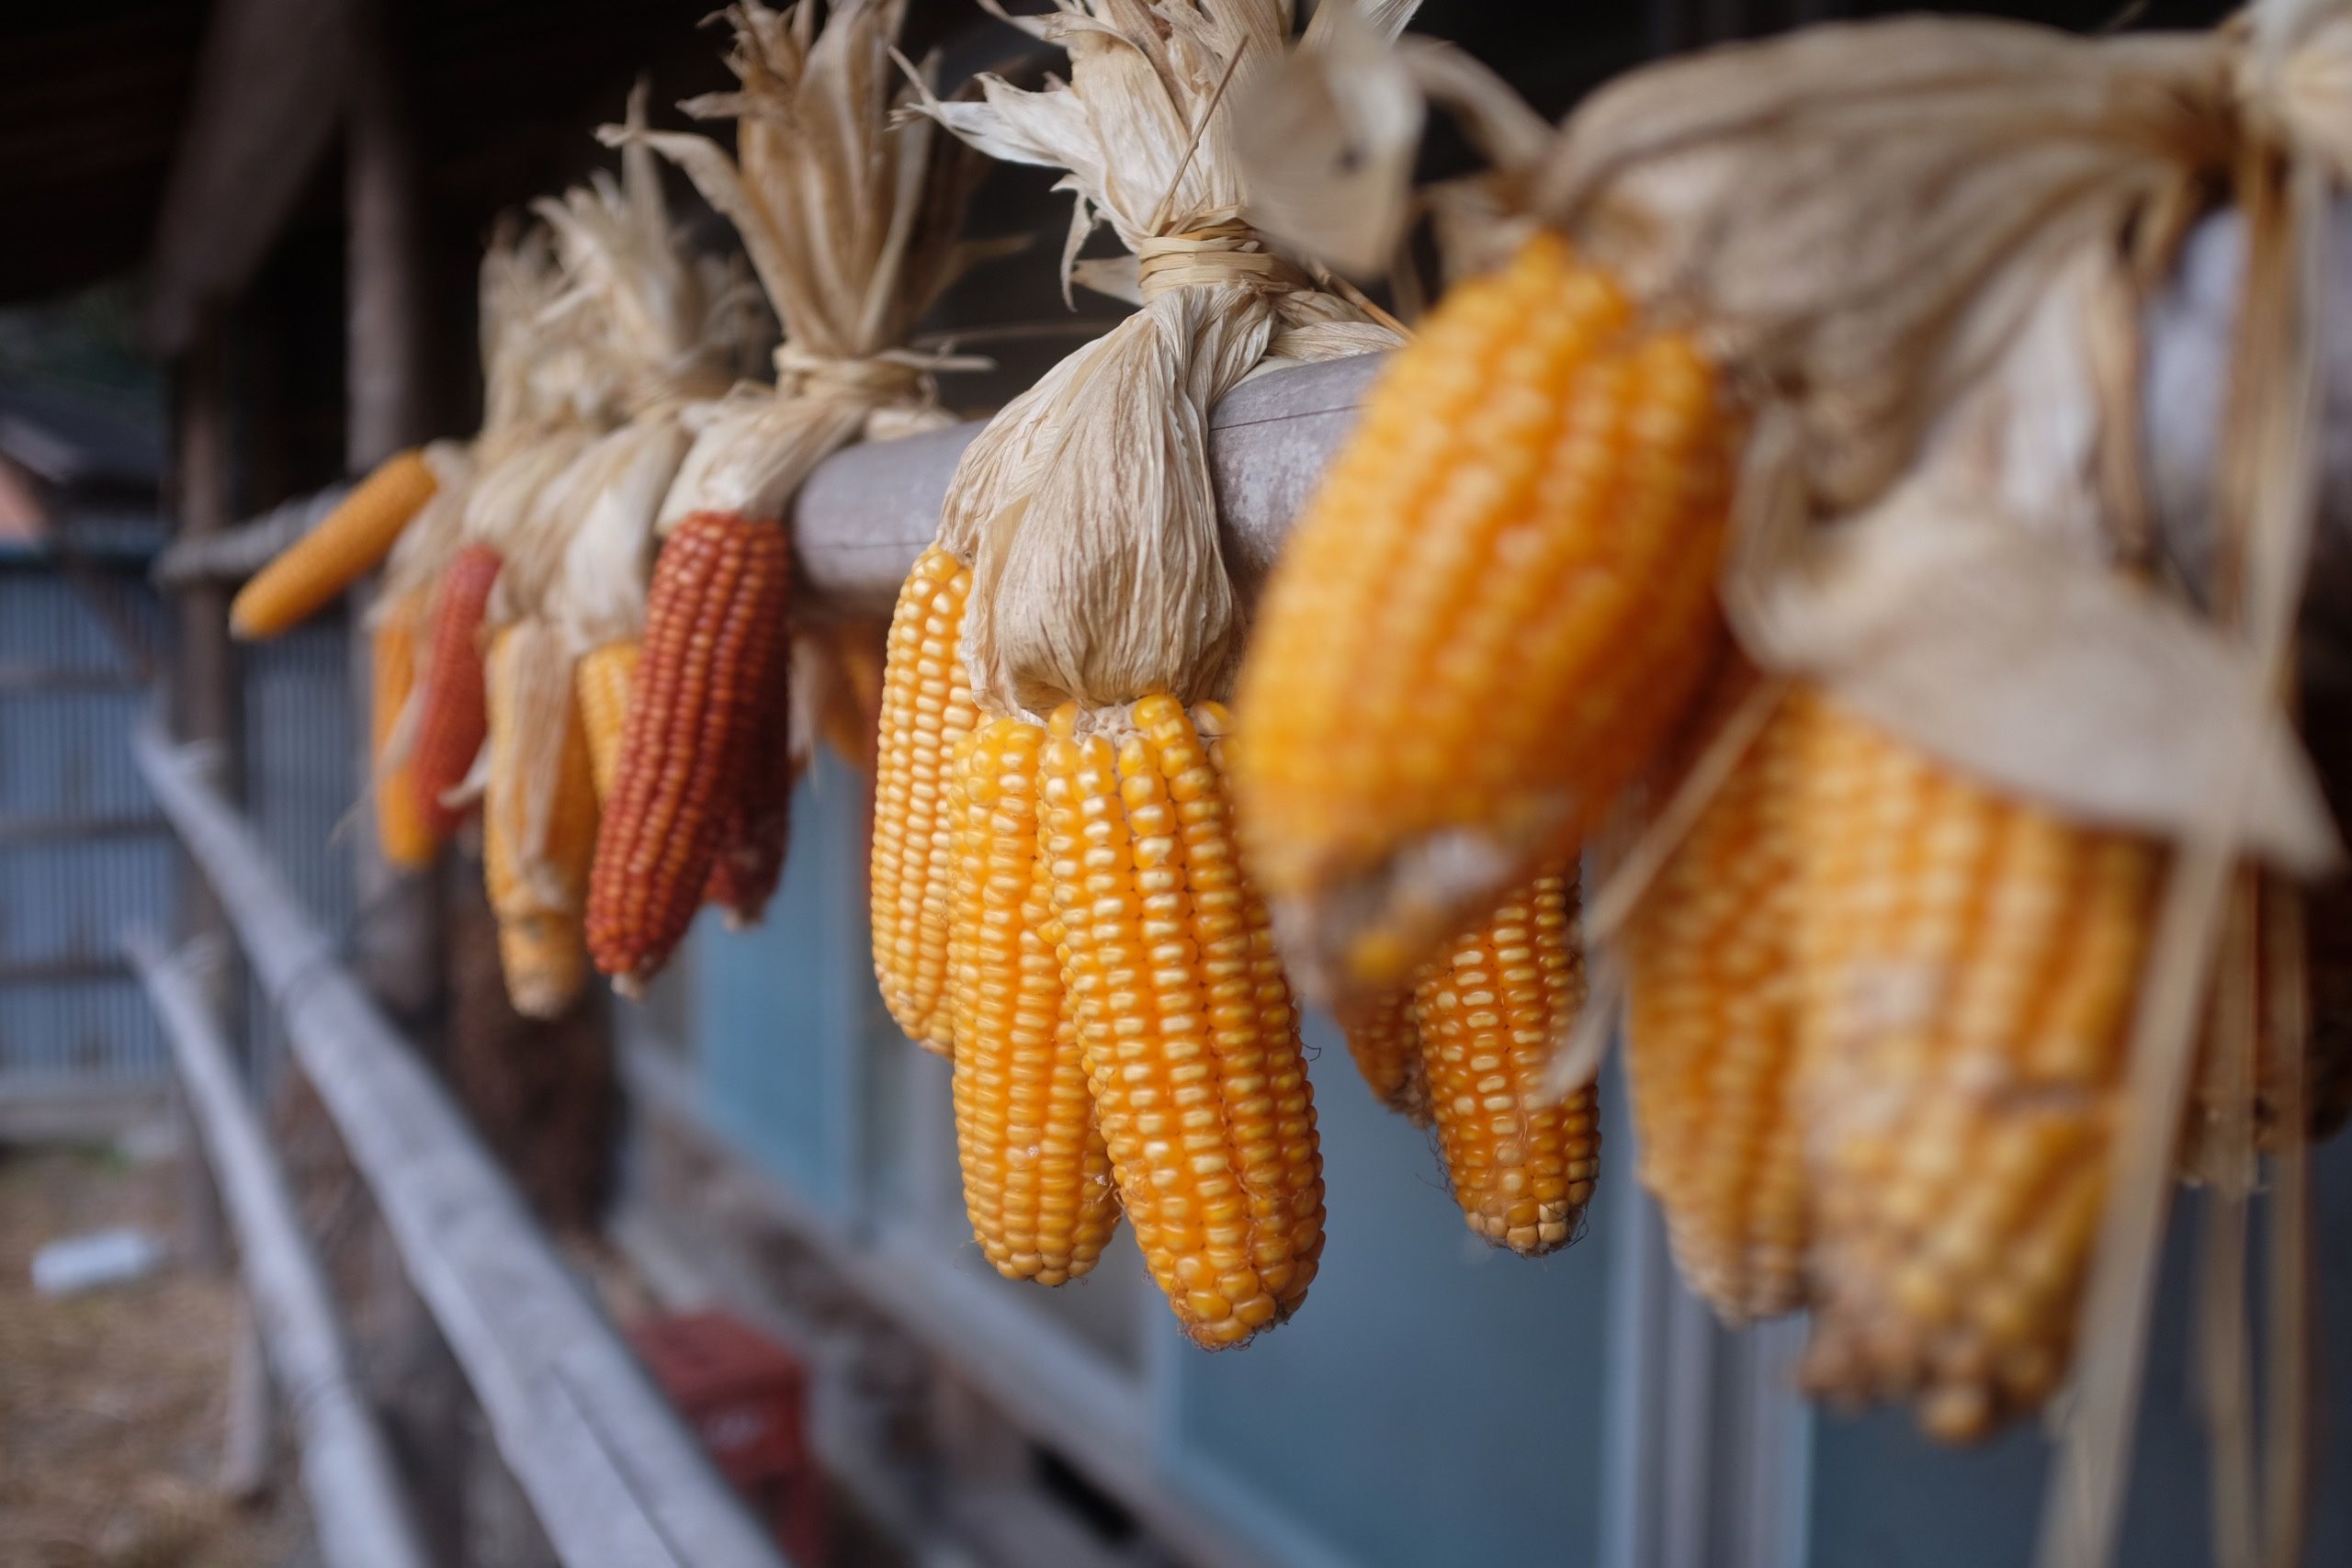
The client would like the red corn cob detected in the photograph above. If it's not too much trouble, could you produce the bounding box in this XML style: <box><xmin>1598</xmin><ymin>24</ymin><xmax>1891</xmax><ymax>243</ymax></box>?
<box><xmin>587</xmin><ymin>512</ymin><xmax>790</xmax><ymax>988</ymax></box>
<box><xmin>410</xmin><ymin>544</ymin><xmax>503</xmax><ymax>836</ymax></box>
<box><xmin>704</xmin><ymin>624</ymin><xmax>795</xmax><ymax>926</ymax></box>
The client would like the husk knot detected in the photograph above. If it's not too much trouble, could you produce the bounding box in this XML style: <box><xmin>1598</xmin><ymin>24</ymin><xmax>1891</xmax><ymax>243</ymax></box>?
<box><xmin>1136</xmin><ymin>209</ymin><xmax>1309</xmax><ymax>299</ymax></box>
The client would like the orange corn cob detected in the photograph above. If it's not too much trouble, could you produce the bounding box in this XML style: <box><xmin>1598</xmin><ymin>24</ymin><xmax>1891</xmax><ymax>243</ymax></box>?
<box><xmin>1414</xmin><ymin>869</ymin><xmax>1599</xmax><ymax>1256</ymax></box>
<box><xmin>410</xmin><ymin>544</ymin><xmax>503</xmax><ymax>837</ymax></box>
<box><xmin>820</xmin><ymin>620</ymin><xmax>888</xmax><ymax>773</ymax></box>
<box><xmin>586</xmin><ymin>512</ymin><xmax>790</xmax><ymax>990</ymax></box>
<box><xmin>369</xmin><ymin>592</ymin><xmax>439</xmax><ymax>870</ymax></box>
<box><xmin>1793</xmin><ymin>694</ymin><xmax>2159</xmax><ymax>1441</ymax></box>
<box><xmin>1233</xmin><ymin>232</ymin><xmax>1736</xmax><ymax>996</ymax></box>
<box><xmin>576</xmin><ymin>639</ymin><xmax>639</xmax><ymax>803</ymax></box>
<box><xmin>483</xmin><ymin>626</ymin><xmax>599</xmax><ymax>1018</ymax></box>
<box><xmin>1041</xmin><ymin>696</ymin><xmax>1324</xmax><ymax>1347</ymax></box>
<box><xmin>704</xmin><ymin>625</ymin><xmax>794</xmax><ymax>926</ymax></box>
<box><xmin>1624</xmin><ymin>694</ymin><xmax>1807</xmax><ymax>1322</ymax></box>
<box><xmin>232</xmin><ymin>448</ymin><xmax>439</xmax><ymax>638</ymax></box>
<box><xmin>1335</xmin><ymin>986</ymin><xmax>1429</xmax><ymax>1123</ymax></box>
<box><xmin>871</xmin><ymin>546</ymin><xmax>979</xmax><ymax>1054</ymax></box>
<box><xmin>950</xmin><ymin>716</ymin><xmax>1119</xmax><ymax>1284</ymax></box>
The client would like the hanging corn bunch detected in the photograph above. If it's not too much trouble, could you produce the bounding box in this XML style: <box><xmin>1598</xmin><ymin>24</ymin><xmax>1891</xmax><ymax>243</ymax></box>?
<box><xmin>390</xmin><ymin>224</ymin><xmax>610</xmax><ymax>845</ymax></box>
<box><xmin>1229</xmin><ymin>8</ymin><xmax>2351</xmax><ymax>1523</ymax></box>
<box><xmin>470</xmin><ymin>86</ymin><xmax>763</xmax><ymax>1018</ymax></box>
<box><xmin>896</xmin><ymin>0</ymin><xmax>1417</xmax><ymax>1345</ymax></box>
<box><xmin>583</xmin><ymin>0</ymin><xmax>988</xmax><ymax>996</ymax></box>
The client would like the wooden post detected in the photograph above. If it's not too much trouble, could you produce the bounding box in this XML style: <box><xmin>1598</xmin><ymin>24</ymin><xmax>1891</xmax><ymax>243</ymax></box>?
<box><xmin>170</xmin><ymin>322</ymin><xmax>239</xmax><ymax>1275</ymax></box>
<box><xmin>343</xmin><ymin>5</ymin><xmax>467</xmax><ymax>1562</ymax></box>
<box><xmin>345</xmin><ymin>0</ymin><xmax>440</xmax><ymax>1030</ymax></box>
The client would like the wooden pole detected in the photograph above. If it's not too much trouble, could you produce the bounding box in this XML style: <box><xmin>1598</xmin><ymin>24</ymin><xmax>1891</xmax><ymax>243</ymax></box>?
<box><xmin>129</xmin><ymin>931</ymin><xmax>432</xmax><ymax>1568</ymax></box>
<box><xmin>169</xmin><ymin>321</ymin><xmax>240</xmax><ymax>1275</ymax></box>
<box><xmin>342</xmin><ymin>5</ymin><xmax>470</xmax><ymax>1559</ymax></box>
<box><xmin>345</xmin><ymin>0</ymin><xmax>439</xmax><ymax>1029</ymax></box>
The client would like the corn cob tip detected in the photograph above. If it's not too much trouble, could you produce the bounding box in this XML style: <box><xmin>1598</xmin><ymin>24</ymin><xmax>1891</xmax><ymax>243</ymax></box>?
<box><xmin>611</xmin><ymin>973</ymin><xmax>646</xmax><ymax>1002</ymax></box>
<box><xmin>1269</xmin><ymin>826</ymin><xmax>1532</xmax><ymax>1004</ymax></box>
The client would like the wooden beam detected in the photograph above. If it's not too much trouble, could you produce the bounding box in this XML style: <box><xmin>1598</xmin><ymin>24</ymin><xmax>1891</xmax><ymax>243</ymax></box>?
<box><xmin>131</xmin><ymin>721</ymin><xmax>792</xmax><ymax>1568</ymax></box>
<box><xmin>151</xmin><ymin>486</ymin><xmax>353</xmax><ymax>590</ymax></box>
<box><xmin>788</xmin><ymin>205</ymin><xmax>2352</xmax><ymax>687</ymax></box>
<box><xmin>143</xmin><ymin>0</ymin><xmax>351</xmax><ymax>356</ymax></box>
<box><xmin>128</xmin><ymin>931</ymin><xmax>432</xmax><ymax>1568</ymax></box>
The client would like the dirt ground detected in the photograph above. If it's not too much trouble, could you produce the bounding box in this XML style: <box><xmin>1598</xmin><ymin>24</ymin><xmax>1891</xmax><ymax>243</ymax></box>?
<box><xmin>0</xmin><ymin>1143</ymin><xmax>314</xmax><ymax>1568</ymax></box>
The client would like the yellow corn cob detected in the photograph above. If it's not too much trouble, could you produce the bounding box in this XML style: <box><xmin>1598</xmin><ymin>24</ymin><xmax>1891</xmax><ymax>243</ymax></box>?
<box><xmin>1336</xmin><ymin>985</ymin><xmax>1429</xmax><ymax>1123</ymax></box>
<box><xmin>232</xmin><ymin>448</ymin><xmax>439</xmax><ymax>638</ymax></box>
<box><xmin>1041</xmin><ymin>696</ymin><xmax>1324</xmax><ymax>1346</ymax></box>
<box><xmin>1232</xmin><ymin>232</ymin><xmax>1736</xmax><ymax>996</ymax></box>
<box><xmin>1793</xmin><ymin>694</ymin><xmax>2158</xmax><ymax>1441</ymax></box>
<box><xmin>369</xmin><ymin>593</ymin><xmax>439</xmax><ymax>870</ymax></box>
<box><xmin>948</xmin><ymin>716</ymin><xmax>1119</xmax><ymax>1284</ymax></box>
<box><xmin>1624</xmin><ymin>694</ymin><xmax>1807</xmax><ymax>1322</ymax></box>
<box><xmin>872</xmin><ymin>546</ymin><xmax>979</xmax><ymax>1054</ymax></box>
<box><xmin>576</xmin><ymin>639</ymin><xmax>639</xmax><ymax>804</ymax></box>
<box><xmin>485</xmin><ymin>627</ymin><xmax>600</xmax><ymax>1020</ymax></box>
<box><xmin>1414</xmin><ymin>869</ymin><xmax>1599</xmax><ymax>1256</ymax></box>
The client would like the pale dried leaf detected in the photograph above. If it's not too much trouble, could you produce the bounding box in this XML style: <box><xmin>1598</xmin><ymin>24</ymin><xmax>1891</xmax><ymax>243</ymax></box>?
<box><xmin>1736</xmin><ymin>490</ymin><xmax>2338</xmax><ymax>874</ymax></box>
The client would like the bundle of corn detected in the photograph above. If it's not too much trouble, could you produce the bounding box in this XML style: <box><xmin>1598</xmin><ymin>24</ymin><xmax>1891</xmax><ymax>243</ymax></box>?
<box><xmin>1234</xmin><ymin>7</ymin><xmax>2351</xmax><ymax>1531</ymax></box>
<box><xmin>583</xmin><ymin>0</ymin><xmax>988</xmax><ymax>995</ymax></box>
<box><xmin>893</xmin><ymin>0</ymin><xmax>1415</xmax><ymax>1344</ymax></box>
<box><xmin>393</xmin><ymin>225</ymin><xmax>612</xmax><ymax>844</ymax></box>
<box><xmin>474</xmin><ymin>91</ymin><xmax>763</xmax><ymax>1019</ymax></box>
<box><xmin>1334</xmin><ymin>865</ymin><xmax>1599</xmax><ymax>1256</ymax></box>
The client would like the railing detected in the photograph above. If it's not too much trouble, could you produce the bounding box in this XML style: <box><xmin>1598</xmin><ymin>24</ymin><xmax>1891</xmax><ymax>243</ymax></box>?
<box><xmin>127</xmin><ymin>929</ymin><xmax>430</xmax><ymax>1568</ymax></box>
<box><xmin>131</xmin><ymin>719</ymin><xmax>790</xmax><ymax>1568</ymax></box>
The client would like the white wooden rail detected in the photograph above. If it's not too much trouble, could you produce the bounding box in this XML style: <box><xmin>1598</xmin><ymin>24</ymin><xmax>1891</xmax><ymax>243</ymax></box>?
<box><xmin>127</xmin><ymin>929</ymin><xmax>431</xmax><ymax>1568</ymax></box>
<box><xmin>130</xmin><ymin>722</ymin><xmax>791</xmax><ymax>1568</ymax></box>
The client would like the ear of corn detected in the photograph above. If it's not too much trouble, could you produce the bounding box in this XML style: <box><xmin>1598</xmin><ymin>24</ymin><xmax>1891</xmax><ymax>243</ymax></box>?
<box><xmin>819</xmin><ymin>621</ymin><xmax>888</xmax><ymax>773</ymax></box>
<box><xmin>369</xmin><ymin>592</ymin><xmax>439</xmax><ymax>870</ymax></box>
<box><xmin>1792</xmin><ymin>694</ymin><xmax>2158</xmax><ymax>1442</ymax></box>
<box><xmin>232</xmin><ymin>448</ymin><xmax>440</xmax><ymax>638</ymax></box>
<box><xmin>1624</xmin><ymin>694</ymin><xmax>1807</xmax><ymax>1322</ymax></box>
<box><xmin>949</xmin><ymin>716</ymin><xmax>1120</xmax><ymax>1284</ymax></box>
<box><xmin>576</xmin><ymin>639</ymin><xmax>639</xmax><ymax>803</ymax></box>
<box><xmin>872</xmin><ymin>546</ymin><xmax>979</xmax><ymax>1055</ymax></box>
<box><xmin>1040</xmin><ymin>696</ymin><xmax>1324</xmax><ymax>1347</ymax></box>
<box><xmin>1415</xmin><ymin>869</ymin><xmax>1599</xmax><ymax>1256</ymax></box>
<box><xmin>484</xmin><ymin>626</ymin><xmax>599</xmax><ymax>1019</ymax></box>
<box><xmin>586</xmin><ymin>511</ymin><xmax>790</xmax><ymax>990</ymax></box>
<box><xmin>410</xmin><ymin>544</ymin><xmax>504</xmax><ymax>837</ymax></box>
<box><xmin>704</xmin><ymin>627</ymin><xmax>795</xmax><ymax>927</ymax></box>
<box><xmin>1336</xmin><ymin>985</ymin><xmax>1430</xmax><ymax>1124</ymax></box>
<box><xmin>1232</xmin><ymin>231</ymin><xmax>1736</xmax><ymax>996</ymax></box>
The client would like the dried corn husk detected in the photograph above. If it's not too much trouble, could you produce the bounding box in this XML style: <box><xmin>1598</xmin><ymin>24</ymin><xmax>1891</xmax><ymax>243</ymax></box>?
<box><xmin>604</xmin><ymin>0</ymin><xmax>991</xmax><ymax>536</ymax></box>
<box><xmin>904</xmin><ymin>0</ymin><xmax>1410</xmax><ymax>718</ymax></box>
<box><xmin>569</xmin><ymin>0</ymin><xmax>986</xmax><ymax>950</ymax></box>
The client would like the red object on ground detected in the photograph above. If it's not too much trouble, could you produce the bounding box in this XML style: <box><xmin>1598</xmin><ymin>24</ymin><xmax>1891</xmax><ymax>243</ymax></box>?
<box><xmin>629</xmin><ymin>1309</ymin><xmax>826</xmax><ymax>1565</ymax></box>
